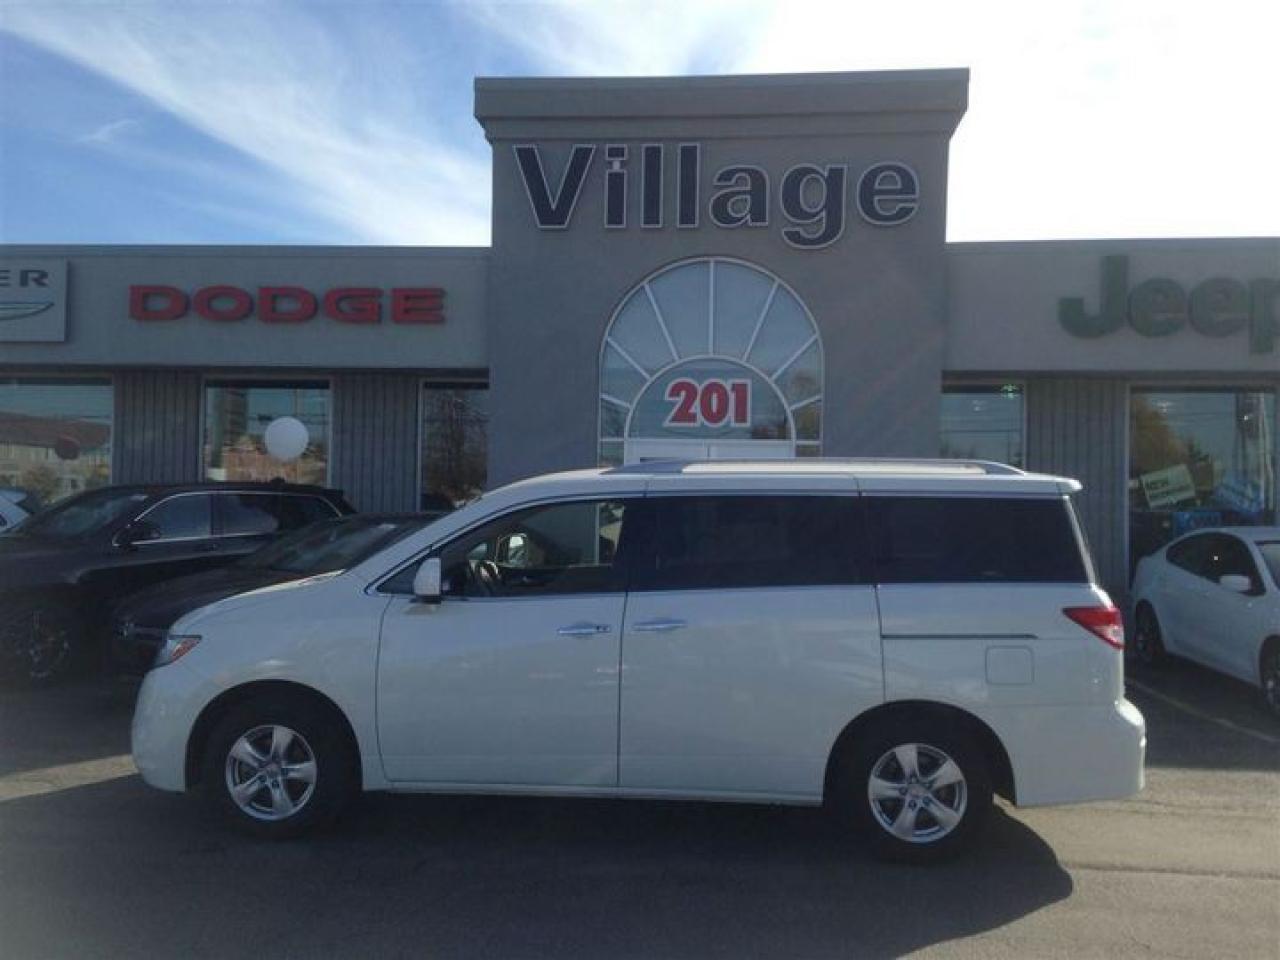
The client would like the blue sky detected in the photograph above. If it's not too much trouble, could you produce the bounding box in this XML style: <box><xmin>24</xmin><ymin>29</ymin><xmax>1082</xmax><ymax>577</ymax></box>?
<box><xmin>1</xmin><ymin>0</ymin><xmax>1277</xmax><ymax>246</ymax></box>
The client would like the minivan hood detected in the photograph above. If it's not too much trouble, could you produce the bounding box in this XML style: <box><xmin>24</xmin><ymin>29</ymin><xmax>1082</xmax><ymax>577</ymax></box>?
<box><xmin>170</xmin><ymin>570</ymin><xmax>344</xmax><ymax>634</ymax></box>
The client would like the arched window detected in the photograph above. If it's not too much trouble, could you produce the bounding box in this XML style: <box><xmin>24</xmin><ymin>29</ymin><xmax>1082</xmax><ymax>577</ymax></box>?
<box><xmin>599</xmin><ymin>258</ymin><xmax>823</xmax><ymax>464</ymax></box>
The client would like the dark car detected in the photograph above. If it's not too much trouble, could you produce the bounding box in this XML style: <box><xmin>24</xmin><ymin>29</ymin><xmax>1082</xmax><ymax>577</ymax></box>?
<box><xmin>111</xmin><ymin>513</ymin><xmax>432</xmax><ymax>673</ymax></box>
<box><xmin>0</xmin><ymin>481</ymin><xmax>354</xmax><ymax>684</ymax></box>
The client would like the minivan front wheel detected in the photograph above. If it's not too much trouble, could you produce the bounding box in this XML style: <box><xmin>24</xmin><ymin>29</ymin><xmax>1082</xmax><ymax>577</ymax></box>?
<box><xmin>202</xmin><ymin>696</ymin><xmax>356</xmax><ymax>838</ymax></box>
<box><xmin>835</xmin><ymin>719</ymin><xmax>992</xmax><ymax>863</ymax></box>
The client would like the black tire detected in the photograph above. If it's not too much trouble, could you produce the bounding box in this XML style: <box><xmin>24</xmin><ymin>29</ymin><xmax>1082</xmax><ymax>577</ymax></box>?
<box><xmin>832</xmin><ymin>716</ymin><xmax>993</xmax><ymax>864</ymax></box>
<box><xmin>0</xmin><ymin>598</ymin><xmax>85</xmax><ymax>686</ymax></box>
<box><xmin>201</xmin><ymin>694</ymin><xmax>358</xmax><ymax>839</ymax></box>
<box><xmin>1132</xmin><ymin>604</ymin><xmax>1167</xmax><ymax>668</ymax></box>
<box><xmin>1260</xmin><ymin>642</ymin><xmax>1280</xmax><ymax>720</ymax></box>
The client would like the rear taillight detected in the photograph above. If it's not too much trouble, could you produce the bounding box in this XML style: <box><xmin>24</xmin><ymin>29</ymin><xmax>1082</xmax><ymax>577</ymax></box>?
<box><xmin>1064</xmin><ymin>605</ymin><xmax>1124</xmax><ymax>650</ymax></box>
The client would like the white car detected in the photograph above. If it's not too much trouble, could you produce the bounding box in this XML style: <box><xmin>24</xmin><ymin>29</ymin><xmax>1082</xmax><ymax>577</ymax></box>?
<box><xmin>132</xmin><ymin>459</ymin><xmax>1145</xmax><ymax>861</ymax></box>
<box><xmin>1131</xmin><ymin>526</ymin><xmax>1280</xmax><ymax>716</ymax></box>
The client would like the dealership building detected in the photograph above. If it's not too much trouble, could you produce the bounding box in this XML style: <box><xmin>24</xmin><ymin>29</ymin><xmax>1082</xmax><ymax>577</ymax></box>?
<box><xmin>1</xmin><ymin>69</ymin><xmax>1276</xmax><ymax>598</ymax></box>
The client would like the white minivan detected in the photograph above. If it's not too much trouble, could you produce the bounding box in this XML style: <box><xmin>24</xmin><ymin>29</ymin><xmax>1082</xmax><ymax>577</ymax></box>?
<box><xmin>132</xmin><ymin>460</ymin><xmax>1146</xmax><ymax>861</ymax></box>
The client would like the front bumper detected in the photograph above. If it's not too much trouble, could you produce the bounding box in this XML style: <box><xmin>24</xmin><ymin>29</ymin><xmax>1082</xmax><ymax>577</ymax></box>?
<box><xmin>131</xmin><ymin>659</ymin><xmax>212</xmax><ymax>793</ymax></box>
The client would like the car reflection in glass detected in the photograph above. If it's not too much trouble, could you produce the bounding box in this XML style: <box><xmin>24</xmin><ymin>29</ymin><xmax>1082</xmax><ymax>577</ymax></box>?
<box><xmin>111</xmin><ymin>513</ymin><xmax>439</xmax><ymax>673</ymax></box>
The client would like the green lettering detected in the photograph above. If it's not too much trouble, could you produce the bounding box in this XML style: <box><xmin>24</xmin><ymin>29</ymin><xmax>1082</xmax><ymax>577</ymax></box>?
<box><xmin>1128</xmin><ymin>278</ymin><xmax>1187</xmax><ymax>337</ymax></box>
<box><xmin>1059</xmin><ymin>255</ymin><xmax>1128</xmax><ymax>337</ymax></box>
<box><xmin>1189</xmin><ymin>278</ymin><xmax>1249</xmax><ymax>337</ymax></box>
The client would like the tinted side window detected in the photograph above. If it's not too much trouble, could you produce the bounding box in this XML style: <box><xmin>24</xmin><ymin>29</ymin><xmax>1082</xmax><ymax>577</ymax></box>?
<box><xmin>218</xmin><ymin>494</ymin><xmax>281</xmax><ymax>536</ymax></box>
<box><xmin>868</xmin><ymin>496</ymin><xmax>1087</xmax><ymax>584</ymax></box>
<box><xmin>278</xmin><ymin>495</ymin><xmax>339</xmax><ymax>530</ymax></box>
<box><xmin>141</xmin><ymin>495</ymin><xmax>213</xmax><ymax>540</ymax></box>
<box><xmin>633</xmin><ymin>495</ymin><xmax>866</xmax><ymax>591</ymax></box>
<box><xmin>1205</xmin><ymin>535</ymin><xmax>1261</xmax><ymax>587</ymax></box>
<box><xmin>1166</xmin><ymin>534</ymin><xmax>1211</xmax><ymax>575</ymax></box>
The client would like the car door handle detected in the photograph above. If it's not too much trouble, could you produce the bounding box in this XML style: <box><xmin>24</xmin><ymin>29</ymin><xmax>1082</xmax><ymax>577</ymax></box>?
<box><xmin>195</xmin><ymin>542</ymin><xmax>222</xmax><ymax>553</ymax></box>
<box><xmin>632</xmin><ymin>618</ymin><xmax>687</xmax><ymax>633</ymax></box>
<box><xmin>557</xmin><ymin>622</ymin><xmax>612</xmax><ymax>637</ymax></box>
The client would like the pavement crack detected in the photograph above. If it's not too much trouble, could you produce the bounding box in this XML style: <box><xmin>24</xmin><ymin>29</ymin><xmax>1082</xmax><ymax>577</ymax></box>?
<box><xmin>1063</xmin><ymin>860</ymin><xmax>1280</xmax><ymax>882</ymax></box>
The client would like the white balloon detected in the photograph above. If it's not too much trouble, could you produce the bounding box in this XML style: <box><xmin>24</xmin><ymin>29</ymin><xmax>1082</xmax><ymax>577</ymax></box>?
<box><xmin>264</xmin><ymin>416</ymin><xmax>310</xmax><ymax>462</ymax></box>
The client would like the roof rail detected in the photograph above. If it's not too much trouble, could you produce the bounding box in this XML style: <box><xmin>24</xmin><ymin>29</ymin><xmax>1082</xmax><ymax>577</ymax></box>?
<box><xmin>604</xmin><ymin>457</ymin><xmax>1026</xmax><ymax>476</ymax></box>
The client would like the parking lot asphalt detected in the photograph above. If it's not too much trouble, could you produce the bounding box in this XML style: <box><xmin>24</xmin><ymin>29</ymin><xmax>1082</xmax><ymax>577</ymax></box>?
<box><xmin>1</xmin><ymin>660</ymin><xmax>1277</xmax><ymax>960</ymax></box>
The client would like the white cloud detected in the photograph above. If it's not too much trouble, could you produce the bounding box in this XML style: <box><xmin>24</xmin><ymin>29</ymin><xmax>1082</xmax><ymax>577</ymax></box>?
<box><xmin>3</xmin><ymin>0</ymin><xmax>1277</xmax><ymax>243</ymax></box>
<box><xmin>77</xmin><ymin>117</ymin><xmax>141</xmax><ymax>145</ymax></box>
<box><xmin>2</xmin><ymin>1</ymin><xmax>493</xmax><ymax>245</ymax></box>
<box><xmin>460</xmin><ymin>0</ymin><xmax>762</xmax><ymax>76</ymax></box>
<box><xmin>465</xmin><ymin>0</ymin><xmax>1280</xmax><ymax>240</ymax></box>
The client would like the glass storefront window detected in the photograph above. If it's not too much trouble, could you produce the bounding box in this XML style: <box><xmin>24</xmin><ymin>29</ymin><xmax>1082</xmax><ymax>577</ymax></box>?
<box><xmin>204</xmin><ymin>380</ymin><xmax>329</xmax><ymax>485</ymax></box>
<box><xmin>940</xmin><ymin>385</ymin><xmax>1024</xmax><ymax>468</ymax></box>
<box><xmin>0</xmin><ymin>378</ymin><xmax>113</xmax><ymax>505</ymax></box>
<box><xmin>1129</xmin><ymin>388</ymin><xmax>1276</xmax><ymax>575</ymax></box>
<box><xmin>421</xmin><ymin>385</ymin><xmax>487</xmax><ymax>511</ymax></box>
<box><xmin>600</xmin><ymin>258</ymin><xmax>823</xmax><ymax>464</ymax></box>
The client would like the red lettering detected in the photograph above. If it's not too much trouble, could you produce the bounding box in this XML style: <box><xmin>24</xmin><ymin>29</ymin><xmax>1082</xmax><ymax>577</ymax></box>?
<box><xmin>324</xmin><ymin>288</ymin><xmax>381</xmax><ymax>324</ymax></box>
<box><xmin>729</xmin><ymin>380</ymin><xmax>750</xmax><ymax>425</ymax></box>
<box><xmin>699</xmin><ymin>381</ymin><xmax>730</xmax><ymax>425</ymax></box>
<box><xmin>193</xmin><ymin>286</ymin><xmax>252</xmax><ymax>322</ymax></box>
<box><xmin>666</xmin><ymin>378</ymin><xmax>752</xmax><ymax>427</ymax></box>
<box><xmin>128</xmin><ymin>284</ymin><xmax>446</xmax><ymax>326</ymax></box>
<box><xmin>665</xmin><ymin>379</ymin><xmax>699</xmax><ymax>426</ymax></box>
<box><xmin>129</xmin><ymin>285</ymin><xmax>187</xmax><ymax>321</ymax></box>
<box><xmin>259</xmin><ymin>286</ymin><xmax>318</xmax><ymax>324</ymax></box>
<box><xmin>391</xmin><ymin>287</ymin><xmax>444</xmax><ymax>324</ymax></box>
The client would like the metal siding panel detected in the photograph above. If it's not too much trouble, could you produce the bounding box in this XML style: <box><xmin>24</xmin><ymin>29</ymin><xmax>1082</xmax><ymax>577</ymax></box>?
<box><xmin>1027</xmin><ymin>378</ymin><xmax>1127</xmax><ymax>599</ymax></box>
<box><xmin>114</xmin><ymin>370</ymin><xmax>197</xmax><ymax>484</ymax></box>
<box><xmin>331</xmin><ymin>373</ymin><xmax>418</xmax><ymax>513</ymax></box>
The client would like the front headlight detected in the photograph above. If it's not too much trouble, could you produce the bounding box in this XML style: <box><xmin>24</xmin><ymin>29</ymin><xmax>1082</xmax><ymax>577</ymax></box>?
<box><xmin>153</xmin><ymin>633</ymin><xmax>201</xmax><ymax>669</ymax></box>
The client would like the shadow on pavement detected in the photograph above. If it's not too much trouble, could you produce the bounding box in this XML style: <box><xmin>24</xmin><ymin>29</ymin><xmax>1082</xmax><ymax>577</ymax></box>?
<box><xmin>1</xmin><ymin>775</ymin><xmax>1072</xmax><ymax>960</ymax></box>
<box><xmin>1126</xmin><ymin>658</ymin><xmax>1280</xmax><ymax>773</ymax></box>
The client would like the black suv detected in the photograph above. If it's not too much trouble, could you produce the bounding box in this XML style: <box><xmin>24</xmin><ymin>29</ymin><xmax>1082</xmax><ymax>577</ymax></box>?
<box><xmin>0</xmin><ymin>482</ymin><xmax>354</xmax><ymax>684</ymax></box>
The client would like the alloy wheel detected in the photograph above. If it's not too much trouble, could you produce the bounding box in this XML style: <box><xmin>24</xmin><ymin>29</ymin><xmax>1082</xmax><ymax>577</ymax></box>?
<box><xmin>1134</xmin><ymin>608</ymin><xmax>1160</xmax><ymax>665</ymax></box>
<box><xmin>1263</xmin><ymin>655</ymin><xmax>1280</xmax><ymax>716</ymax></box>
<box><xmin>25</xmin><ymin>609</ymin><xmax>71</xmax><ymax>682</ymax></box>
<box><xmin>867</xmin><ymin>742</ymin><xmax>968</xmax><ymax>844</ymax></box>
<box><xmin>224</xmin><ymin>724</ymin><xmax>318</xmax><ymax>822</ymax></box>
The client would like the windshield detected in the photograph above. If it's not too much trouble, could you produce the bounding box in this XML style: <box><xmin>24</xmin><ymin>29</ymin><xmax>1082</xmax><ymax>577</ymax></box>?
<box><xmin>242</xmin><ymin>517</ymin><xmax>422</xmax><ymax>575</ymax></box>
<box><xmin>16</xmin><ymin>489</ymin><xmax>151</xmax><ymax>540</ymax></box>
<box><xmin>1257</xmin><ymin>542</ymin><xmax>1280</xmax><ymax>587</ymax></box>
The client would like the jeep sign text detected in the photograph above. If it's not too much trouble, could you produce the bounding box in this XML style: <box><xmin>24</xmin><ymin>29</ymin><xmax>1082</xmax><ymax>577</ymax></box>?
<box><xmin>1059</xmin><ymin>256</ymin><xmax>1279</xmax><ymax>353</ymax></box>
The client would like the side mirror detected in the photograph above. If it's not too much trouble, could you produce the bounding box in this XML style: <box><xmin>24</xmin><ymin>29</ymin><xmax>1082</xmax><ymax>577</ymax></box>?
<box><xmin>413</xmin><ymin>557</ymin><xmax>443</xmax><ymax>604</ymax></box>
<box><xmin>1219</xmin><ymin>574</ymin><xmax>1253</xmax><ymax>594</ymax></box>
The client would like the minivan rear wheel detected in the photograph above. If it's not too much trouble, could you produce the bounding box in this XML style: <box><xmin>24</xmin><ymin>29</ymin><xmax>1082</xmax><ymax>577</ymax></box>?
<box><xmin>834</xmin><ymin>718</ymin><xmax>992</xmax><ymax>863</ymax></box>
<box><xmin>202</xmin><ymin>695</ymin><xmax>357</xmax><ymax>839</ymax></box>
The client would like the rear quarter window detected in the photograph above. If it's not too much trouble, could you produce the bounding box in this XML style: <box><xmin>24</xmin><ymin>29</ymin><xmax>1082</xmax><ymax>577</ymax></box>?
<box><xmin>867</xmin><ymin>496</ymin><xmax>1088</xmax><ymax>584</ymax></box>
